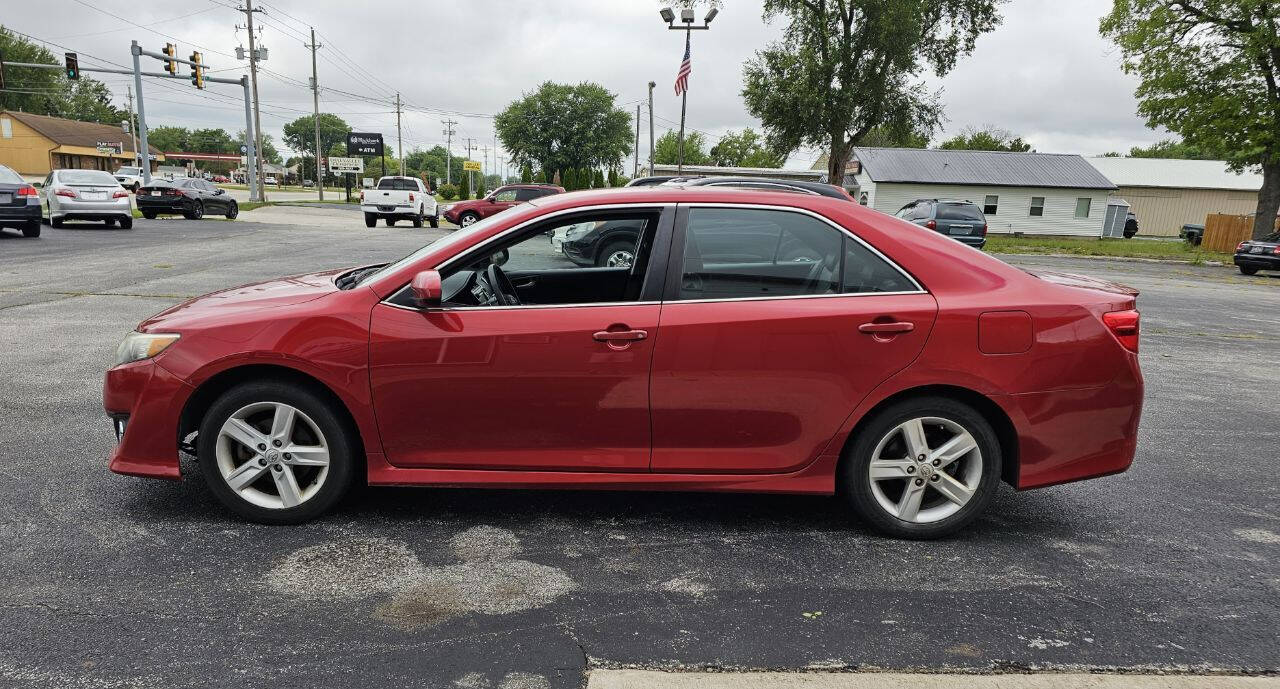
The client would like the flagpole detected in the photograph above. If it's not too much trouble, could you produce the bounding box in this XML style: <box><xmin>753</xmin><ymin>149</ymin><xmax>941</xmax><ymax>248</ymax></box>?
<box><xmin>677</xmin><ymin>26</ymin><xmax>690</xmax><ymax>175</ymax></box>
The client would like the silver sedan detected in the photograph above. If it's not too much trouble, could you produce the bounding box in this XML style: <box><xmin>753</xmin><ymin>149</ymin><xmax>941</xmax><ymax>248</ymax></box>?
<box><xmin>41</xmin><ymin>169</ymin><xmax>133</xmax><ymax>229</ymax></box>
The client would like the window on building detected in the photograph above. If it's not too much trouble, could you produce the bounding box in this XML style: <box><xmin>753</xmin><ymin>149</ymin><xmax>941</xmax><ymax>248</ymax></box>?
<box><xmin>983</xmin><ymin>195</ymin><xmax>999</xmax><ymax>215</ymax></box>
<box><xmin>1029</xmin><ymin>197</ymin><xmax>1045</xmax><ymax>217</ymax></box>
<box><xmin>1</xmin><ymin>118</ymin><xmax>11</xmax><ymax>139</ymax></box>
<box><xmin>1075</xmin><ymin>197</ymin><xmax>1092</xmax><ymax>219</ymax></box>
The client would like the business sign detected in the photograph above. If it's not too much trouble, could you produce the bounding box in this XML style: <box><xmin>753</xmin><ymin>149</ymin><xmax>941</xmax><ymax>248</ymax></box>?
<box><xmin>328</xmin><ymin>156</ymin><xmax>364</xmax><ymax>174</ymax></box>
<box><xmin>96</xmin><ymin>141</ymin><xmax>123</xmax><ymax>154</ymax></box>
<box><xmin>346</xmin><ymin>132</ymin><xmax>383</xmax><ymax>156</ymax></box>
<box><xmin>462</xmin><ymin>160</ymin><xmax>482</xmax><ymax>172</ymax></box>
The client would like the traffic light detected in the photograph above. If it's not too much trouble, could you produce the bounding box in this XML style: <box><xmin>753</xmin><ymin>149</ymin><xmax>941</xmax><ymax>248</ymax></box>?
<box><xmin>162</xmin><ymin>44</ymin><xmax>177</xmax><ymax>75</ymax></box>
<box><xmin>64</xmin><ymin>52</ymin><xmax>79</xmax><ymax>80</ymax></box>
<box><xmin>189</xmin><ymin>51</ymin><xmax>204</xmax><ymax>89</ymax></box>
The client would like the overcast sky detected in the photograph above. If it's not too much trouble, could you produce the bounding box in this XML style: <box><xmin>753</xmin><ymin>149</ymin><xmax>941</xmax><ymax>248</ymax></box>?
<box><xmin>6</xmin><ymin>0</ymin><xmax>1164</xmax><ymax>172</ymax></box>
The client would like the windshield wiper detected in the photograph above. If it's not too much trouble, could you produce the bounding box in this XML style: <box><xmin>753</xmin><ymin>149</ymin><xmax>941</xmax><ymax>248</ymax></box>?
<box><xmin>336</xmin><ymin>265</ymin><xmax>385</xmax><ymax>290</ymax></box>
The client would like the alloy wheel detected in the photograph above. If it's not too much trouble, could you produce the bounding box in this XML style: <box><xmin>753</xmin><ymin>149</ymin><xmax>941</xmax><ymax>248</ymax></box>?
<box><xmin>604</xmin><ymin>249</ymin><xmax>634</xmax><ymax>268</ymax></box>
<box><xmin>214</xmin><ymin>401</ymin><xmax>331</xmax><ymax>510</ymax></box>
<box><xmin>867</xmin><ymin>416</ymin><xmax>982</xmax><ymax>524</ymax></box>
<box><xmin>460</xmin><ymin>213</ymin><xmax>478</xmax><ymax>227</ymax></box>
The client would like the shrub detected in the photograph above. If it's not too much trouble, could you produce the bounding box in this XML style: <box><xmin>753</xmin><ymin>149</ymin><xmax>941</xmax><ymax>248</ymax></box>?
<box><xmin>521</xmin><ymin>163</ymin><xmax>533</xmax><ymax>183</ymax></box>
<box><xmin>438</xmin><ymin>183</ymin><xmax>458</xmax><ymax>201</ymax></box>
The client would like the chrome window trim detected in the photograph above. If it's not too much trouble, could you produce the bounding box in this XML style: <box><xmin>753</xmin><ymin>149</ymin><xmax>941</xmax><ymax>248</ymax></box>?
<box><xmin>678</xmin><ymin>202</ymin><xmax>927</xmax><ymax>295</ymax></box>
<box><xmin>379</xmin><ymin>300</ymin><xmax>663</xmax><ymax>313</ymax></box>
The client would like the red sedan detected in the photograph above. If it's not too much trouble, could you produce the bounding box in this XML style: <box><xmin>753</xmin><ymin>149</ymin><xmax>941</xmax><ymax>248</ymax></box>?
<box><xmin>104</xmin><ymin>188</ymin><xmax>1143</xmax><ymax>538</ymax></box>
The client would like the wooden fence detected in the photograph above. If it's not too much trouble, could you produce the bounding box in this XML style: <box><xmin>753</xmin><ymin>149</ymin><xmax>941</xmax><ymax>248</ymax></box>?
<box><xmin>1202</xmin><ymin>213</ymin><xmax>1276</xmax><ymax>252</ymax></box>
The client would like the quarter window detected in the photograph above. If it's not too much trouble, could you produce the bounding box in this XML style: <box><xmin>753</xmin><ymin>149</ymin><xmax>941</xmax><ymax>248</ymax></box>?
<box><xmin>983</xmin><ymin>195</ymin><xmax>999</xmax><ymax>215</ymax></box>
<box><xmin>1075</xmin><ymin>197</ymin><xmax>1092</xmax><ymax>218</ymax></box>
<box><xmin>1030</xmin><ymin>197</ymin><xmax>1045</xmax><ymax>217</ymax></box>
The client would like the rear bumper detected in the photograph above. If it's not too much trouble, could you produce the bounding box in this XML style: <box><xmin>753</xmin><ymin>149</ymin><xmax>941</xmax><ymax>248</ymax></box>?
<box><xmin>104</xmin><ymin>359</ymin><xmax>194</xmax><ymax>481</ymax></box>
<box><xmin>136</xmin><ymin>197</ymin><xmax>192</xmax><ymax>213</ymax></box>
<box><xmin>1234</xmin><ymin>254</ymin><xmax>1280</xmax><ymax>269</ymax></box>
<box><xmin>52</xmin><ymin>198</ymin><xmax>132</xmax><ymax>219</ymax></box>
<box><xmin>0</xmin><ymin>203</ymin><xmax>40</xmax><ymax>223</ymax></box>
<box><xmin>953</xmin><ymin>236</ymin><xmax>987</xmax><ymax>249</ymax></box>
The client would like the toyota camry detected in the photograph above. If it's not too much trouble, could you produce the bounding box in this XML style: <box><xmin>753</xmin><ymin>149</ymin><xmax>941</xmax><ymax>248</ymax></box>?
<box><xmin>104</xmin><ymin>187</ymin><xmax>1144</xmax><ymax>538</ymax></box>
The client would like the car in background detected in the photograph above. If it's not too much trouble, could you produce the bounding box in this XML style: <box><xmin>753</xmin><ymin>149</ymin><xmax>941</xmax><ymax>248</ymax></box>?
<box><xmin>264</xmin><ymin>176</ymin><xmax>279</xmax><ymax>186</ymax></box>
<box><xmin>674</xmin><ymin>176</ymin><xmax>856</xmax><ymax>201</ymax></box>
<box><xmin>626</xmin><ymin>175</ymin><xmax>693</xmax><ymax>187</ymax></box>
<box><xmin>212</xmin><ymin>175</ymin><xmax>230</xmax><ymax>184</ymax></box>
<box><xmin>360</xmin><ymin>176</ymin><xmax>438</xmax><ymax>228</ymax></box>
<box><xmin>442</xmin><ymin>184</ymin><xmax>563</xmax><ymax>227</ymax></box>
<box><xmin>1234</xmin><ymin>232</ymin><xmax>1280</xmax><ymax>275</ymax></box>
<box><xmin>894</xmin><ymin>199</ymin><xmax>988</xmax><ymax>249</ymax></box>
<box><xmin>1180</xmin><ymin>223</ymin><xmax>1206</xmax><ymax>245</ymax></box>
<box><xmin>41</xmin><ymin>169</ymin><xmax>132</xmax><ymax>229</ymax></box>
<box><xmin>0</xmin><ymin>164</ymin><xmax>42</xmax><ymax>238</ymax></box>
<box><xmin>302</xmin><ymin>180</ymin><xmax>315</xmax><ymax>188</ymax></box>
<box><xmin>551</xmin><ymin>218</ymin><xmax>649</xmax><ymax>267</ymax></box>
<box><xmin>1124</xmin><ymin>211</ymin><xmax>1139</xmax><ymax>239</ymax></box>
<box><xmin>136</xmin><ymin>178</ymin><xmax>238</xmax><ymax>220</ymax></box>
<box><xmin>113</xmin><ymin>166</ymin><xmax>145</xmax><ymax>193</ymax></box>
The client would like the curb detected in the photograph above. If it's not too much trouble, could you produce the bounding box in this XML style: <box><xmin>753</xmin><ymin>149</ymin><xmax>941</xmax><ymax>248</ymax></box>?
<box><xmin>992</xmin><ymin>252</ymin><xmax>1225</xmax><ymax>267</ymax></box>
<box><xmin>588</xmin><ymin>670</ymin><xmax>1280</xmax><ymax>689</ymax></box>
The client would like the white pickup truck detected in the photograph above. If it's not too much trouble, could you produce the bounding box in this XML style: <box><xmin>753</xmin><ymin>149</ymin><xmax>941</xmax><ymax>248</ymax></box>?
<box><xmin>112</xmin><ymin>166</ymin><xmax>144</xmax><ymax>192</ymax></box>
<box><xmin>360</xmin><ymin>176</ymin><xmax>438</xmax><ymax>228</ymax></box>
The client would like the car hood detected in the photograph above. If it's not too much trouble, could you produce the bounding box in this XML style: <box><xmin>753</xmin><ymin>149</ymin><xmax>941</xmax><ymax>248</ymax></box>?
<box><xmin>1024</xmin><ymin>269</ymin><xmax>1140</xmax><ymax>297</ymax></box>
<box><xmin>138</xmin><ymin>269</ymin><xmax>344</xmax><ymax>331</ymax></box>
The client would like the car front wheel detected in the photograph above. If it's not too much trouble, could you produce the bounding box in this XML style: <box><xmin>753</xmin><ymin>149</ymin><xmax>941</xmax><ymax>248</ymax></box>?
<box><xmin>596</xmin><ymin>240</ymin><xmax>635</xmax><ymax>268</ymax></box>
<box><xmin>459</xmin><ymin>211</ymin><xmax>480</xmax><ymax>227</ymax></box>
<box><xmin>842</xmin><ymin>396</ymin><xmax>1001</xmax><ymax>539</ymax></box>
<box><xmin>226</xmin><ymin>202</ymin><xmax>238</xmax><ymax>219</ymax></box>
<box><xmin>197</xmin><ymin>381</ymin><xmax>354</xmax><ymax>524</ymax></box>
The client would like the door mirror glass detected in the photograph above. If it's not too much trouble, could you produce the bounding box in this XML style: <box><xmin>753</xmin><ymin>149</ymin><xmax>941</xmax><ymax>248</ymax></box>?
<box><xmin>410</xmin><ymin>270</ymin><xmax>443</xmax><ymax>307</ymax></box>
<box><xmin>32</xmin><ymin>181</ymin><xmax>42</xmax><ymax>189</ymax></box>
<box><xmin>491</xmin><ymin>248</ymin><xmax>509</xmax><ymax>267</ymax></box>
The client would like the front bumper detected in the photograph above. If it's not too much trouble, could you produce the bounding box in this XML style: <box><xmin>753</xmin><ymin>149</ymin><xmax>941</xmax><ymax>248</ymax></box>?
<box><xmin>104</xmin><ymin>359</ymin><xmax>194</xmax><ymax>481</ymax></box>
<box><xmin>1234</xmin><ymin>253</ymin><xmax>1280</xmax><ymax>270</ymax></box>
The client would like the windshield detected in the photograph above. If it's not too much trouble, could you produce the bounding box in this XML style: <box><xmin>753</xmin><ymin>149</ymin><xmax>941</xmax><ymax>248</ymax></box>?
<box><xmin>360</xmin><ymin>207</ymin><xmax>533</xmax><ymax>289</ymax></box>
<box><xmin>936</xmin><ymin>203</ymin><xmax>985</xmax><ymax>221</ymax></box>
<box><xmin>1262</xmin><ymin>231</ymin><xmax>1280</xmax><ymax>242</ymax></box>
<box><xmin>115</xmin><ymin>167</ymin><xmax>141</xmax><ymax>175</ymax></box>
<box><xmin>377</xmin><ymin>178</ymin><xmax>419</xmax><ymax>191</ymax></box>
<box><xmin>0</xmin><ymin>166</ymin><xmax>24</xmax><ymax>184</ymax></box>
<box><xmin>59</xmin><ymin>170</ymin><xmax>118</xmax><ymax>185</ymax></box>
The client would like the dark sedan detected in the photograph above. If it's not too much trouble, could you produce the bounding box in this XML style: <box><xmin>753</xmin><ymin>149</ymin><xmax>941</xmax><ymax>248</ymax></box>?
<box><xmin>0</xmin><ymin>164</ymin><xmax>41</xmax><ymax>238</ymax></box>
<box><xmin>136</xmin><ymin>178</ymin><xmax>238</xmax><ymax>220</ymax></box>
<box><xmin>1235</xmin><ymin>232</ymin><xmax>1280</xmax><ymax>275</ymax></box>
<box><xmin>552</xmin><ymin>218</ymin><xmax>648</xmax><ymax>267</ymax></box>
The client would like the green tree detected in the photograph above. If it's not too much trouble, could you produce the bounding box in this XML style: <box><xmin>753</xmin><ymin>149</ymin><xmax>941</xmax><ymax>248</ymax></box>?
<box><xmin>282</xmin><ymin>114</ymin><xmax>350</xmax><ymax>159</ymax></box>
<box><xmin>0</xmin><ymin>28</ymin><xmax>127</xmax><ymax>125</ymax></box>
<box><xmin>709</xmin><ymin>128</ymin><xmax>786</xmax><ymax>168</ymax></box>
<box><xmin>146</xmin><ymin>126</ymin><xmax>191</xmax><ymax>152</ymax></box>
<box><xmin>1101</xmin><ymin>1</ymin><xmax>1280</xmax><ymax>238</ymax></box>
<box><xmin>938</xmin><ymin>126</ymin><xmax>1032</xmax><ymax>152</ymax></box>
<box><xmin>495</xmin><ymin>81</ymin><xmax>633</xmax><ymax>173</ymax></box>
<box><xmin>521</xmin><ymin>163</ymin><xmax>533</xmax><ymax>183</ymax></box>
<box><xmin>189</xmin><ymin>128</ymin><xmax>237</xmax><ymax>154</ymax></box>
<box><xmin>404</xmin><ymin>146</ymin><xmax>463</xmax><ymax>187</ymax></box>
<box><xmin>476</xmin><ymin>174</ymin><xmax>487</xmax><ymax>198</ymax></box>
<box><xmin>439</xmin><ymin>183</ymin><xmax>459</xmax><ymax>201</ymax></box>
<box><xmin>1126</xmin><ymin>139</ymin><xmax>1214</xmax><ymax>160</ymax></box>
<box><xmin>236</xmin><ymin>130</ymin><xmax>282</xmax><ymax>164</ymax></box>
<box><xmin>594</xmin><ymin>169</ymin><xmax>606</xmax><ymax>188</ymax></box>
<box><xmin>607</xmin><ymin>168</ymin><xmax>618</xmax><ymax>187</ymax></box>
<box><xmin>742</xmin><ymin>0</ymin><xmax>1002</xmax><ymax>183</ymax></box>
<box><xmin>654</xmin><ymin>130</ymin><xmax>711</xmax><ymax>165</ymax></box>
<box><xmin>564</xmin><ymin>168</ymin><xmax>578</xmax><ymax>191</ymax></box>
<box><xmin>859</xmin><ymin>123</ymin><xmax>931</xmax><ymax>148</ymax></box>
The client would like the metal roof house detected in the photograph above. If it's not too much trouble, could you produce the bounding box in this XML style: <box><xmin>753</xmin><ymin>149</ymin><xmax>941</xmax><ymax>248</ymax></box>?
<box><xmin>849</xmin><ymin>148</ymin><xmax>1117</xmax><ymax>237</ymax></box>
<box><xmin>1086</xmin><ymin>157</ymin><xmax>1261</xmax><ymax>237</ymax></box>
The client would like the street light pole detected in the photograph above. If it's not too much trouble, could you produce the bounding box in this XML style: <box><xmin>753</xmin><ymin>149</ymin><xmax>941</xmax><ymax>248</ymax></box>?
<box><xmin>660</xmin><ymin>7</ymin><xmax>716</xmax><ymax>174</ymax></box>
<box><xmin>307</xmin><ymin>27</ymin><xmax>323</xmax><ymax>201</ymax></box>
<box><xmin>648</xmin><ymin>81</ymin><xmax>655</xmax><ymax>177</ymax></box>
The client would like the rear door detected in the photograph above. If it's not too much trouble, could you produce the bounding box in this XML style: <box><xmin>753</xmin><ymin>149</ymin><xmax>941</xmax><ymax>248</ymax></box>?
<box><xmin>649</xmin><ymin>205</ymin><xmax>937</xmax><ymax>474</ymax></box>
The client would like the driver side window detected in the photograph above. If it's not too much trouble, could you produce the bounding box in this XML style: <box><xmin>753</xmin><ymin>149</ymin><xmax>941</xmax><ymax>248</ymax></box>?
<box><xmin>493</xmin><ymin>189</ymin><xmax>518</xmax><ymax>202</ymax></box>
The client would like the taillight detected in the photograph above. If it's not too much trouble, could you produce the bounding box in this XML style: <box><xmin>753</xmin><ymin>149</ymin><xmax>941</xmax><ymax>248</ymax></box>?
<box><xmin>925</xmin><ymin>220</ymin><xmax>937</xmax><ymax>230</ymax></box>
<box><xmin>112</xmin><ymin>190</ymin><xmax>129</xmax><ymax>199</ymax></box>
<box><xmin>408</xmin><ymin>193</ymin><xmax>415</xmax><ymax>202</ymax></box>
<box><xmin>981</xmin><ymin>223</ymin><xmax>988</xmax><ymax>236</ymax></box>
<box><xmin>1237</xmin><ymin>242</ymin><xmax>1248</xmax><ymax>251</ymax></box>
<box><xmin>1102</xmin><ymin>309</ymin><xmax>1140</xmax><ymax>353</ymax></box>
<box><xmin>359</xmin><ymin>191</ymin><xmax>365</xmax><ymax>202</ymax></box>
<box><xmin>1273</xmin><ymin>246</ymin><xmax>1280</xmax><ymax>255</ymax></box>
<box><xmin>55</xmin><ymin>188</ymin><xmax>76</xmax><ymax>199</ymax></box>
<box><xmin>165</xmin><ymin>188</ymin><xmax>183</xmax><ymax>196</ymax></box>
<box><xmin>16</xmin><ymin>185</ymin><xmax>37</xmax><ymax>197</ymax></box>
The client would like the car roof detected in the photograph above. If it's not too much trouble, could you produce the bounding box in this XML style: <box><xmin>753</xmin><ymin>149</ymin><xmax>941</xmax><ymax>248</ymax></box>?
<box><xmin>679</xmin><ymin>176</ymin><xmax>851</xmax><ymax>199</ymax></box>
<box><xmin>499</xmin><ymin>184</ymin><xmax>561</xmax><ymax>189</ymax></box>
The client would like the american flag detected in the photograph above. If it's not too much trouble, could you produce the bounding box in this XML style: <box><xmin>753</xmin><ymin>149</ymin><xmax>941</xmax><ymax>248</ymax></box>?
<box><xmin>674</xmin><ymin>33</ymin><xmax>691</xmax><ymax>96</ymax></box>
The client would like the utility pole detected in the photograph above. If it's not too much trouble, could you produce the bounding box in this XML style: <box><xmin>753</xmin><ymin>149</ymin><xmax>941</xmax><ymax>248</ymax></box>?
<box><xmin>239</xmin><ymin>0</ymin><xmax>266</xmax><ymax>201</ymax></box>
<box><xmin>481</xmin><ymin>144</ymin><xmax>490</xmax><ymax>181</ymax></box>
<box><xmin>647</xmin><ymin>80</ymin><xmax>656</xmax><ymax>177</ymax></box>
<box><xmin>464</xmin><ymin>137</ymin><xmax>475</xmax><ymax>198</ymax></box>
<box><xmin>442</xmin><ymin>119</ymin><xmax>457</xmax><ymax>185</ymax></box>
<box><xmin>395</xmin><ymin>92</ymin><xmax>404</xmax><ymax>176</ymax></box>
<box><xmin>307</xmin><ymin>27</ymin><xmax>323</xmax><ymax>200</ymax></box>
<box><xmin>126</xmin><ymin>85</ymin><xmax>140</xmax><ymax>168</ymax></box>
<box><xmin>634</xmin><ymin>104</ymin><xmax>641</xmax><ymax>178</ymax></box>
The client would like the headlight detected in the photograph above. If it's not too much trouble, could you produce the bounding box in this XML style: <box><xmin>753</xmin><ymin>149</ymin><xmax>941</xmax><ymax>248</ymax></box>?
<box><xmin>442</xmin><ymin>204</ymin><xmax>454</xmax><ymax>213</ymax></box>
<box><xmin>114</xmin><ymin>332</ymin><xmax>180</xmax><ymax>366</ymax></box>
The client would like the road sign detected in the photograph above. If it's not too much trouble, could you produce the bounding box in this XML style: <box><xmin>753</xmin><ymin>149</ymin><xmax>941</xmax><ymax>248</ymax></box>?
<box><xmin>96</xmin><ymin>141</ymin><xmax>123</xmax><ymax>154</ymax></box>
<box><xmin>328</xmin><ymin>156</ymin><xmax>364</xmax><ymax>174</ymax></box>
<box><xmin>346</xmin><ymin>132</ymin><xmax>383</xmax><ymax>156</ymax></box>
<box><xmin>240</xmin><ymin>145</ymin><xmax>248</xmax><ymax>154</ymax></box>
<box><xmin>462</xmin><ymin>160</ymin><xmax>482</xmax><ymax>172</ymax></box>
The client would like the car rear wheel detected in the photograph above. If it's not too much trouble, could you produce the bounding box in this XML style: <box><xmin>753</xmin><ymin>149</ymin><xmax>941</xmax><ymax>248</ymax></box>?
<box><xmin>1240</xmin><ymin>265</ymin><xmax>1259</xmax><ymax>275</ymax></box>
<box><xmin>186</xmin><ymin>201</ymin><xmax>204</xmax><ymax>220</ymax></box>
<box><xmin>119</xmin><ymin>215</ymin><xmax>133</xmax><ymax>230</ymax></box>
<box><xmin>459</xmin><ymin>211</ymin><xmax>480</xmax><ymax>227</ymax></box>
<box><xmin>429</xmin><ymin>213</ymin><xmax>439</xmax><ymax>229</ymax></box>
<box><xmin>197</xmin><ymin>381</ymin><xmax>354</xmax><ymax>524</ymax></box>
<box><xmin>412</xmin><ymin>207</ymin><xmax>424</xmax><ymax>228</ymax></box>
<box><xmin>21</xmin><ymin>221</ymin><xmax>40</xmax><ymax>238</ymax></box>
<box><xmin>596</xmin><ymin>241</ymin><xmax>635</xmax><ymax>268</ymax></box>
<box><xmin>364</xmin><ymin>212</ymin><xmax>376</xmax><ymax>228</ymax></box>
<box><xmin>841</xmin><ymin>396</ymin><xmax>1002</xmax><ymax>539</ymax></box>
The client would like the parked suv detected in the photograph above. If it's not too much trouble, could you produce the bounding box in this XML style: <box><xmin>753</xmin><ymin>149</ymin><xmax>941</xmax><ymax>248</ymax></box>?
<box><xmin>894</xmin><ymin>199</ymin><xmax>988</xmax><ymax>249</ymax></box>
<box><xmin>442</xmin><ymin>184</ymin><xmax>564</xmax><ymax>227</ymax></box>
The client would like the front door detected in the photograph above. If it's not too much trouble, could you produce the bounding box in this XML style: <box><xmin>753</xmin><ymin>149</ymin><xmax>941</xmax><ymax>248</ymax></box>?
<box><xmin>481</xmin><ymin>188</ymin><xmax>519</xmax><ymax>218</ymax></box>
<box><xmin>368</xmin><ymin>206</ymin><xmax>671</xmax><ymax>471</ymax></box>
<box><xmin>650</xmin><ymin>206</ymin><xmax>938</xmax><ymax>474</ymax></box>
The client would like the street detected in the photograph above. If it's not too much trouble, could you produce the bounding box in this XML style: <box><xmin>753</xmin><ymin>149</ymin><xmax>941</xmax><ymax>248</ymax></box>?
<box><xmin>0</xmin><ymin>216</ymin><xmax>1277</xmax><ymax>688</ymax></box>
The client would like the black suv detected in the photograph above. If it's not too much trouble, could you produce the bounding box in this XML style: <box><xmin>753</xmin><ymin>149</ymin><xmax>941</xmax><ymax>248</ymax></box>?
<box><xmin>894</xmin><ymin>199</ymin><xmax>988</xmax><ymax>249</ymax></box>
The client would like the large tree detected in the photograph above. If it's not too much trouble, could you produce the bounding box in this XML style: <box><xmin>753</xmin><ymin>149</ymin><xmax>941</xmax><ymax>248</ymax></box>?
<box><xmin>495</xmin><ymin>81</ymin><xmax>632</xmax><ymax>177</ymax></box>
<box><xmin>939</xmin><ymin>125</ymin><xmax>1032</xmax><ymax>152</ymax></box>
<box><xmin>281</xmin><ymin>113</ymin><xmax>351</xmax><ymax>159</ymax></box>
<box><xmin>709</xmin><ymin>128</ymin><xmax>786</xmax><ymax>167</ymax></box>
<box><xmin>654</xmin><ymin>130</ymin><xmax>711</xmax><ymax>165</ymax></box>
<box><xmin>742</xmin><ymin>0</ymin><xmax>1002</xmax><ymax>183</ymax></box>
<box><xmin>0</xmin><ymin>27</ymin><xmax>127</xmax><ymax>125</ymax></box>
<box><xmin>1101</xmin><ymin>1</ymin><xmax>1280</xmax><ymax>239</ymax></box>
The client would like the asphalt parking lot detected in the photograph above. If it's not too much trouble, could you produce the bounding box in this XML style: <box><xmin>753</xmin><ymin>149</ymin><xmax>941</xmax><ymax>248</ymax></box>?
<box><xmin>0</xmin><ymin>216</ymin><xmax>1277</xmax><ymax>688</ymax></box>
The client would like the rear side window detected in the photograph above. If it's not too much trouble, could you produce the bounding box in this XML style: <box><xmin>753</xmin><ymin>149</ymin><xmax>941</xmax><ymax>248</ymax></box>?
<box><xmin>936</xmin><ymin>203</ymin><xmax>984</xmax><ymax>221</ymax></box>
<box><xmin>514</xmin><ymin>188</ymin><xmax>540</xmax><ymax>201</ymax></box>
<box><xmin>377</xmin><ymin>178</ymin><xmax>419</xmax><ymax>191</ymax></box>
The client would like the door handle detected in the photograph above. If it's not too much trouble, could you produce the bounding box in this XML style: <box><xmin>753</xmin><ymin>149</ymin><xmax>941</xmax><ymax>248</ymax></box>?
<box><xmin>858</xmin><ymin>321</ymin><xmax>915</xmax><ymax>334</ymax></box>
<box><xmin>593</xmin><ymin>329</ymin><xmax>648</xmax><ymax>342</ymax></box>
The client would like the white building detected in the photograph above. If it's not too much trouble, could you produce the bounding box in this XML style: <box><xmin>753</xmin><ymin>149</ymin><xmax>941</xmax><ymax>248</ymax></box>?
<box><xmin>848</xmin><ymin>148</ymin><xmax>1118</xmax><ymax>237</ymax></box>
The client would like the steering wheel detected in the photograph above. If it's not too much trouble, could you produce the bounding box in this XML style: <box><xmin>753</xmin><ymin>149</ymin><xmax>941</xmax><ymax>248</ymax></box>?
<box><xmin>801</xmin><ymin>257</ymin><xmax>835</xmax><ymax>294</ymax></box>
<box><xmin>485</xmin><ymin>263</ymin><xmax>520</xmax><ymax>306</ymax></box>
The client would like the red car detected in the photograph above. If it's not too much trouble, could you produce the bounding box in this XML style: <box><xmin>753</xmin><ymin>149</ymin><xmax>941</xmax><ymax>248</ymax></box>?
<box><xmin>442</xmin><ymin>184</ymin><xmax>563</xmax><ymax>227</ymax></box>
<box><xmin>104</xmin><ymin>187</ymin><xmax>1143</xmax><ymax>538</ymax></box>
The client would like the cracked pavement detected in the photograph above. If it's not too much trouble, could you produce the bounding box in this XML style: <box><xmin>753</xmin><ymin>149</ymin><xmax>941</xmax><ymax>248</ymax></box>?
<box><xmin>0</xmin><ymin>216</ymin><xmax>1277</xmax><ymax>688</ymax></box>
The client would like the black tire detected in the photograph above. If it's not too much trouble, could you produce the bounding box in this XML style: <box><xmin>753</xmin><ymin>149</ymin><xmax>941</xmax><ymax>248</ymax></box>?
<box><xmin>595</xmin><ymin>240</ymin><xmax>636</xmax><ymax>268</ymax></box>
<box><xmin>412</xmin><ymin>208</ymin><xmax>424</xmax><ymax>228</ymax></box>
<box><xmin>142</xmin><ymin>211</ymin><xmax>157</xmax><ymax>220</ymax></box>
<box><xmin>186</xmin><ymin>201</ymin><xmax>204</xmax><ymax>220</ymax></box>
<box><xmin>364</xmin><ymin>212</ymin><xmax>377</xmax><ymax>228</ymax></box>
<box><xmin>385</xmin><ymin>217</ymin><xmax>396</xmax><ymax>227</ymax></box>
<box><xmin>1240</xmin><ymin>265</ymin><xmax>1259</xmax><ymax>276</ymax></box>
<box><xmin>459</xmin><ymin>211</ymin><xmax>480</xmax><ymax>227</ymax></box>
<box><xmin>197</xmin><ymin>381</ymin><xmax>355</xmax><ymax>525</ymax></box>
<box><xmin>429</xmin><ymin>214</ymin><xmax>439</xmax><ymax>229</ymax></box>
<box><xmin>119</xmin><ymin>215</ymin><xmax>133</xmax><ymax>230</ymax></box>
<box><xmin>226</xmin><ymin>202</ymin><xmax>238</xmax><ymax>220</ymax></box>
<box><xmin>840</xmin><ymin>396</ymin><xmax>1002</xmax><ymax>540</ymax></box>
<box><xmin>51</xmin><ymin>217</ymin><xmax>64</xmax><ymax>228</ymax></box>
<box><xmin>21</xmin><ymin>221</ymin><xmax>40</xmax><ymax>238</ymax></box>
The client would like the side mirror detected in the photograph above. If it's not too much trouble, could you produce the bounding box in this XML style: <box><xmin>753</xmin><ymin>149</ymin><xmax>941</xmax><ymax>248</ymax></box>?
<box><xmin>215</xmin><ymin>188</ymin><xmax>225</xmax><ymax>195</ymax></box>
<box><xmin>32</xmin><ymin>181</ymin><xmax>42</xmax><ymax>189</ymax></box>
<box><xmin>410</xmin><ymin>270</ymin><xmax>443</xmax><ymax>308</ymax></box>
